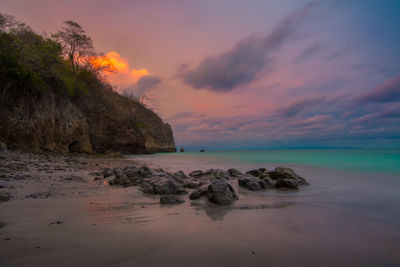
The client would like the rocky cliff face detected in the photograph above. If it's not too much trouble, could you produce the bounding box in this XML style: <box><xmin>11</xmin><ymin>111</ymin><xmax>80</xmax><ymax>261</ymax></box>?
<box><xmin>0</xmin><ymin>85</ymin><xmax>176</xmax><ymax>154</ymax></box>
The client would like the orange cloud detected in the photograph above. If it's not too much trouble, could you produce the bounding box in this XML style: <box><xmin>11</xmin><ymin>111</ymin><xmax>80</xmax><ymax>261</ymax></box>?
<box><xmin>90</xmin><ymin>51</ymin><xmax>149</xmax><ymax>89</ymax></box>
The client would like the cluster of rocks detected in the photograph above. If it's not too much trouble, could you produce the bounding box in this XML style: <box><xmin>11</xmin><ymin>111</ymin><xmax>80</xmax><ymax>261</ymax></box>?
<box><xmin>105</xmin><ymin>165</ymin><xmax>308</xmax><ymax>205</ymax></box>
<box><xmin>238</xmin><ymin>167</ymin><xmax>308</xmax><ymax>191</ymax></box>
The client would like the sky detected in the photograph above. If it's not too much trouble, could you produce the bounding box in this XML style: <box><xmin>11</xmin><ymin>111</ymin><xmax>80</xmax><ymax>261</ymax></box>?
<box><xmin>2</xmin><ymin>0</ymin><xmax>400</xmax><ymax>149</ymax></box>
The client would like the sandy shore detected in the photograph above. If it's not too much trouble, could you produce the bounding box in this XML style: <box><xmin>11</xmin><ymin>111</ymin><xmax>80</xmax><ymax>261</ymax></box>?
<box><xmin>1</xmin><ymin>150</ymin><xmax>400</xmax><ymax>267</ymax></box>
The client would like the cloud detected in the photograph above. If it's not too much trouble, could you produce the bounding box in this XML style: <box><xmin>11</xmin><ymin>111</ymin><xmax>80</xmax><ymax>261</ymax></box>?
<box><xmin>357</xmin><ymin>74</ymin><xmax>400</xmax><ymax>103</ymax></box>
<box><xmin>177</xmin><ymin>3</ymin><xmax>316</xmax><ymax>92</ymax></box>
<box><xmin>295</xmin><ymin>42</ymin><xmax>323</xmax><ymax>62</ymax></box>
<box><xmin>97</xmin><ymin>51</ymin><xmax>149</xmax><ymax>89</ymax></box>
<box><xmin>123</xmin><ymin>75</ymin><xmax>161</xmax><ymax>97</ymax></box>
<box><xmin>352</xmin><ymin>103</ymin><xmax>400</xmax><ymax>123</ymax></box>
<box><xmin>278</xmin><ymin>97</ymin><xmax>323</xmax><ymax>118</ymax></box>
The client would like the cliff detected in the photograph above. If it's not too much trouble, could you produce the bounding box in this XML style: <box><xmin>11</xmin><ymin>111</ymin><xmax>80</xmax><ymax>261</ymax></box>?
<box><xmin>0</xmin><ymin>83</ymin><xmax>176</xmax><ymax>154</ymax></box>
<box><xmin>0</xmin><ymin>15</ymin><xmax>176</xmax><ymax>154</ymax></box>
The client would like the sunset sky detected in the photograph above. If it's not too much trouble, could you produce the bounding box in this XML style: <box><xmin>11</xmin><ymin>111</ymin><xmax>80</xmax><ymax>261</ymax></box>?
<box><xmin>2</xmin><ymin>0</ymin><xmax>400</xmax><ymax>149</ymax></box>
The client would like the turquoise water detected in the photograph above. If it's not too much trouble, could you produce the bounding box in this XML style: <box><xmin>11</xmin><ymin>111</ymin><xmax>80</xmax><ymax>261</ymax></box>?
<box><xmin>153</xmin><ymin>149</ymin><xmax>400</xmax><ymax>174</ymax></box>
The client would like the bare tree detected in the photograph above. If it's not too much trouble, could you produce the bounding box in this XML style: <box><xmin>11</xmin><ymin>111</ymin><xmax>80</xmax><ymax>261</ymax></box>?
<box><xmin>0</xmin><ymin>13</ymin><xmax>30</xmax><ymax>33</ymax></box>
<box><xmin>52</xmin><ymin>21</ymin><xmax>95</xmax><ymax>73</ymax></box>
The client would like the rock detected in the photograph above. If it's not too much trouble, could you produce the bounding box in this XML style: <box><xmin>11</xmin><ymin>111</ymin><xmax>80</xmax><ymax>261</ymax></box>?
<box><xmin>49</xmin><ymin>221</ymin><xmax>63</xmax><ymax>225</ymax></box>
<box><xmin>113</xmin><ymin>167</ymin><xmax>124</xmax><ymax>178</ymax></box>
<box><xmin>0</xmin><ymin>192</ymin><xmax>11</xmax><ymax>202</ymax></box>
<box><xmin>246</xmin><ymin>169</ymin><xmax>263</xmax><ymax>177</ymax></box>
<box><xmin>160</xmin><ymin>195</ymin><xmax>185</xmax><ymax>204</ymax></box>
<box><xmin>275</xmin><ymin>178</ymin><xmax>299</xmax><ymax>190</ymax></box>
<box><xmin>258</xmin><ymin>172</ymin><xmax>271</xmax><ymax>179</ymax></box>
<box><xmin>0</xmin><ymin>141</ymin><xmax>7</xmax><ymax>150</ymax></box>
<box><xmin>258</xmin><ymin>177</ymin><xmax>275</xmax><ymax>189</ymax></box>
<box><xmin>189</xmin><ymin>170</ymin><xmax>204</xmax><ymax>178</ymax></box>
<box><xmin>140</xmin><ymin>181</ymin><xmax>155</xmax><ymax>194</ymax></box>
<box><xmin>142</xmin><ymin>179</ymin><xmax>187</xmax><ymax>195</ymax></box>
<box><xmin>238</xmin><ymin>177</ymin><xmax>262</xmax><ymax>191</ymax></box>
<box><xmin>227</xmin><ymin>168</ymin><xmax>242</xmax><ymax>177</ymax></box>
<box><xmin>183</xmin><ymin>180</ymin><xmax>201</xmax><ymax>189</ymax></box>
<box><xmin>189</xmin><ymin>186</ymin><xmax>209</xmax><ymax>200</ymax></box>
<box><xmin>173</xmin><ymin>171</ymin><xmax>187</xmax><ymax>179</ymax></box>
<box><xmin>268</xmin><ymin>167</ymin><xmax>308</xmax><ymax>185</ymax></box>
<box><xmin>207</xmin><ymin>181</ymin><xmax>238</xmax><ymax>205</ymax></box>
<box><xmin>127</xmin><ymin>166</ymin><xmax>153</xmax><ymax>179</ymax></box>
<box><xmin>64</xmin><ymin>175</ymin><xmax>85</xmax><ymax>182</ymax></box>
<box><xmin>200</xmin><ymin>149</ymin><xmax>205</xmax><ymax>152</ymax></box>
<box><xmin>102</xmin><ymin>168</ymin><xmax>114</xmax><ymax>178</ymax></box>
<box><xmin>26</xmin><ymin>192</ymin><xmax>52</xmax><ymax>199</ymax></box>
<box><xmin>172</xmin><ymin>171</ymin><xmax>188</xmax><ymax>183</ymax></box>
<box><xmin>180</xmin><ymin>147</ymin><xmax>185</xmax><ymax>152</ymax></box>
<box><xmin>204</xmin><ymin>169</ymin><xmax>230</xmax><ymax>180</ymax></box>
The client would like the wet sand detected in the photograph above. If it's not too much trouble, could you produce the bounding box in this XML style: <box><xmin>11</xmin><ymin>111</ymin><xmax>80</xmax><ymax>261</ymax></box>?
<box><xmin>1</xmin><ymin>150</ymin><xmax>400</xmax><ymax>266</ymax></box>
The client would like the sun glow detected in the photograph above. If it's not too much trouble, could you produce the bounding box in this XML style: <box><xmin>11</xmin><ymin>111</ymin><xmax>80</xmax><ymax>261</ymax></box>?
<box><xmin>90</xmin><ymin>51</ymin><xmax>149</xmax><ymax>86</ymax></box>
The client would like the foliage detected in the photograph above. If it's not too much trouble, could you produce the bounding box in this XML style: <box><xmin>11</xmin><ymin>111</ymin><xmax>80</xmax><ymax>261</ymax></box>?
<box><xmin>0</xmin><ymin>13</ymin><xmax>110</xmax><ymax>98</ymax></box>
<box><xmin>51</xmin><ymin>21</ymin><xmax>95</xmax><ymax>74</ymax></box>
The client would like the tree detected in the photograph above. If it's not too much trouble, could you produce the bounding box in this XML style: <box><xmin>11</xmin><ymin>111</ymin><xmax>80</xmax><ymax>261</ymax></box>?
<box><xmin>0</xmin><ymin>13</ymin><xmax>30</xmax><ymax>33</ymax></box>
<box><xmin>52</xmin><ymin>21</ymin><xmax>95</xmax><ymax>73</ymax></box>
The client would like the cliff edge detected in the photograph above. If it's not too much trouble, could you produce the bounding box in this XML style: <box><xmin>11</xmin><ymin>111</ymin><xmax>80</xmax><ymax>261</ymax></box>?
<box><xmin>0</xmin><ymin>83</ymin><xmax>176</xmax><ymax>154</ymax></box>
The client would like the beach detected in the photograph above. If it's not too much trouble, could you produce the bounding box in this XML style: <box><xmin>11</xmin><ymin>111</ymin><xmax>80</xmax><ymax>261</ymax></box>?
<box><xmin>1</xmin><ymin>149</ymin><xmax>400</xmax><ymax>266</ymax></box>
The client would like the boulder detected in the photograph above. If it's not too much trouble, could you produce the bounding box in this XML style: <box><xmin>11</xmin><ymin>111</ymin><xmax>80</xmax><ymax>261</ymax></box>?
<box><xmin>267</xmin><ymin>167</ymin><xmax>308</xmax><ymax>185</ymax></box>
<box><xmin>173</xmin><ymin>171</ymin><xmax>187</xmax><ymax>179</ymax></box>
<box><xmin>238</xmin><ymin>176</ymin><xmax>262</xmax><ymax>191</ymax></box>
<box><xmin>227</xmin><ymin>168</ymin><xmax>242</xmax><ymax>177</ymax></box>
<box><xmin>189</xmin><ymin>170</ymin><xmax>204</xmax><ymax>178</ymax></box>
<box><xmin>189</xmin><ymin>186</ymin><xmax>209</xmax><ymax>200</ymax></box>
<box><xmin>113</xmin><ymin>167</ymin><xmax>124</xmax><ymax>178</ymax></box>
<box><xmin>160</xmin><ymin>195</ymin><xmax>185</xmax><ymax>204</ymax></box>
<box><xmin>207</xmin><ymin>181</ymin><xmax>238</xmax><ymax>205</ymax></box>
<box><xmin>275</xmin><ymin>178</ymin><xmax>299</xmax><ymax>190</ymax></box>
<box><xmin>246</xmin><ymin>169</ymin><xmax>263</xmax><ymax>177</ymax></box>
<box><xmin>0</xmin><ymin>192</ymin><xmax>11</xmax><ymax>202</ymax></box>
<box><xmin>141</xmin><ymin>179</ymin><xmax>187</xmax><ymax>195</ymax></box>
<box><xmin>205</xmin><ymin>169</ymin><xmax>230</xmax><ymax>180</ymax></box>
<box><xmin>183</xmin><ymin>180</ymin><xmax>201</xmax><ymax>189</ymax></box>
<box><xmin>154</xmin><ymin>179</ymin><xmax>186</xmax><ymax>194</ymax></box>
<box><xmin>258</xmin><ymin>177</ymin><xmax>275</xmax><ymax>189</ymax></box>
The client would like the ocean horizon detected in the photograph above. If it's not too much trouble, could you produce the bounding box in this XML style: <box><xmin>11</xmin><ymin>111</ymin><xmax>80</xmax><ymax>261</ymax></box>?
<box><xmin>131</xmin><ymin>148</ymin><xmax>400</xmax><ymax>175</ymax></box>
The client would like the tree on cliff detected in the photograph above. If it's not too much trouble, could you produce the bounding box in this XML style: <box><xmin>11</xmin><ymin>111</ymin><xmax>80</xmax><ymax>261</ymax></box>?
<box><xmin>52</xmin><ymin>21</ymin><xmax>95</xmax><ymax>74</ymax></box>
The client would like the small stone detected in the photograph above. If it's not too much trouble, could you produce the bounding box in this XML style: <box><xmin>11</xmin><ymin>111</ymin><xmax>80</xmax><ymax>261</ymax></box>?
<box><xmin>160</xmin><ymin>195</ymin><xmax>185</xmax><ymax>204</ymax></box>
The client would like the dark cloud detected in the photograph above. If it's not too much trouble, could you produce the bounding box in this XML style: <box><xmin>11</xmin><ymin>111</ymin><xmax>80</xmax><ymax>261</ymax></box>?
<box><xmin>279</xmin><ymin>97</ymin><xmax>323</xmax><ymax>118</ymax></box>
<box><xmin>357</xmin><ymin>74</ymin><xmax>400</xmax><ymax>103</ymax></box>
<box><xmin>177</xmin><ymin>3</ymin><xmax>316</xmax><ymax>92</ymax></box>
<box><xmin>295</xmin><ymin>42</ymin><xmax>323</xmax><ymax>62</ymax></box>
<box><xmin>353</xmin><ymin>103</ymin><xmax>400</xmax><ymax>123</ymax></box>
<box><xmin>123</xmin><ymin>75</ymin><xmax>161</xmax><ymax>97</ymax></box>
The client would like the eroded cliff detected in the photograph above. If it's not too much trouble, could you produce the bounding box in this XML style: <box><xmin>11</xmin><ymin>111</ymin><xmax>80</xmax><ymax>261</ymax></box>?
<box><xmin>0</xmin><ymin>85</ymin><xmax>176</xmax><ymax>154</ymax></box>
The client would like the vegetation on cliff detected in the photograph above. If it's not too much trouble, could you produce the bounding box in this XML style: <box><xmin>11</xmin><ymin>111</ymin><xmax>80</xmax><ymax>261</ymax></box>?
<box><xmin>0</xmin><ymin>14</ymin><xmax>176</xmax><ymax>154</ymax></box>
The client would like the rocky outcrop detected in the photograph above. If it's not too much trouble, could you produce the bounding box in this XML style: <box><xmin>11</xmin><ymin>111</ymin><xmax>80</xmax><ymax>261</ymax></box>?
<box><xmin>241</xmin><ymin>166</ymin><xmax>308</xmax><ymax>189</ymax></box>
<box><xmin>0</xmin><ymin>83</ymin><xmax>176</xmax><ymax>154</ymax></box>
<box><xmin>72</xmin><ymin>86</ymin><xmax>176</xmax><ymax>154</ymax></box>
<box><xmin>0</xmin><ymin>90</ymin><xmax>93</xmax><ymax>153</ymax></box>
<box><xmin>108</xmin><ymin>165</ymin><xmax>307</xmax><ymax>205</ymax></box>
